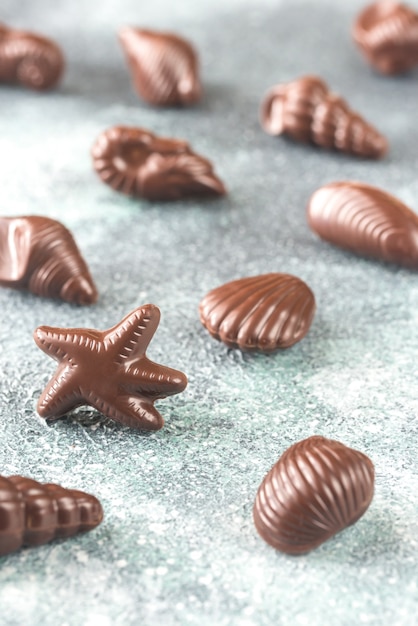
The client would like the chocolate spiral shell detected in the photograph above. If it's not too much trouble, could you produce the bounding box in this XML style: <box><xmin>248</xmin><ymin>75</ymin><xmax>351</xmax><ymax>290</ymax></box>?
<box><xmin>91</xmin><ymin>126</ymin><xmax>226</xmax><ymax>201</ymax></box>
<box><xmin>307</xmin><ymin>181</ymin><xmax>418</xmax><ymax>268</ymax></box>
<box><xmin>260</xmin><ymin>75</ymin><xmax>387</xmax><ymax>159</ymax></box>
<box><xmin>119</xmin><ymin>27</ymin><xmax>201</xmax><ymax>106</ymax></box>
<box><xmin>0</xmin><ymin>216</ymin><xmax>98</xmax><ymax>304</ymax></box>
<box><xmin>0</xmin><ymin>23</ymin><xmax>64</xmax><ymax>90</ymax></box>
<box><xmin>199</xmin><ymin>273</ymin><xmax>316</xmax><ymax>352</ymax></box>
<box><xmin>353</xmin><ymin>1</ymin><xmax>418</xmax><ymax>75</ymax></box>
<box><xmin>0</xmin><ymin>475</ymin><xmax>103</xmax><ymax>556</ymax></box>
<box><xmin>253</xmin><ymin>436</ymin><xmax>375</xmax><ymax>554</ymax></box>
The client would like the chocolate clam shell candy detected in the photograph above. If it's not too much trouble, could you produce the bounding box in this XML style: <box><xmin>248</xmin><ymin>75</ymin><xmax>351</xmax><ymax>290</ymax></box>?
<box><xmin>307</xmin><ymin>181</ymin><xmax>418</xmax><ymax>268</ymax></box>
<box><xmin>199</xmin><ymin>273</ymin><xmax>316</xmax><ymax>352</ymax></box>
<box><xmin>253</xmin><ymin>436</ymin><xmax>375</xmax><ymax>554</ymax></box>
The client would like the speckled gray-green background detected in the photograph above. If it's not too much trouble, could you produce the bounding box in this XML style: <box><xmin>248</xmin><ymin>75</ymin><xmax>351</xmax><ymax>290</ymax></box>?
<box><xmin>1</xmin><ymin>0</ymin><xmax>417</xmax><ymax>624</ymax></box>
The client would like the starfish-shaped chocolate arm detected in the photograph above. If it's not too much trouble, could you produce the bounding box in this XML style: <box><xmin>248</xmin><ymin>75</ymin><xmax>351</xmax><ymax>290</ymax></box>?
<box><xmin>34</xmin><ymin>305</ymin><xmax>188</xmax><ymax>430</ymax></box>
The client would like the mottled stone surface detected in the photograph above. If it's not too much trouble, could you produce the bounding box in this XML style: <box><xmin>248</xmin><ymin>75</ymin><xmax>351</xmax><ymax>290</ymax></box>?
<box><xmin>0</xmin><ymin>0</ymin><xmax>417</xmax><ymax>625</ymax></box>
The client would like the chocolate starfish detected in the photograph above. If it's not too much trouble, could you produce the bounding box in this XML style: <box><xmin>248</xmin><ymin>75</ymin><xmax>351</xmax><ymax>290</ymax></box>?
<box><xmin>34</xmin><ymin>305</ymin><xmax>187</xmax><ymax>430</ymax></box>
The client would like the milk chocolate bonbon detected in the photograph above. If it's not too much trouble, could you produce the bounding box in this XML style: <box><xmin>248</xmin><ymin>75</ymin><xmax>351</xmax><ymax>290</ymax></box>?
<box><xmin>307</xmin><ymin>181</ymin><xmax>418</xmax><ymax>268</ymax></box>
<box><xmin>92</xmin><ymin>126</ymin><xmax>226</xmax><ymax>201</ymax></box>
<box><xmin>0</xmin><ymin>475</ymin><xmax>103</xmax><ymax>557</ymax></box>
<box><xmin>0</xmin><ymin>216</ymin><xmax>98</xmax><ymax>304</ymax></box>
<box><xmin>199</xmin><ymin>273</ymin><xmax>316</xmax><ymax>352</ymax></box>
<box><xmin>34</xmin><ymin>305</ymin><xmax>188</xmax><ymax>431</ymax></box>
<box><xmin>353</xmin><ymin>1</ymin><xmax>418</xmax><ymax>75</ymax></box>
<box><xmin>253</xmin><ymin>436</ymin><xmax>374</xmax><ymax>554</ymax></box>
<box><xmin>119</xmin><ymin>27</ymin><xmax>201</xmax><ymax>106</ymax></box>
<box><xmin>260</xmin><ymin>75</ymin><xmax>387</xmax><ymax>159</ymax></box>
<box><xmin>0</xmin><ymin>23</ymin><xmax>64</xmax><ymax>90</ymax></box>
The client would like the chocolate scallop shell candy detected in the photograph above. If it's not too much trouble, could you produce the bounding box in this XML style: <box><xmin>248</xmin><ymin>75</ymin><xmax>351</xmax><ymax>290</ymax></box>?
<box><xmin>199</xmin><ymin>273</ymin><xmax>316</xmax><ymax>352</ymax></box>
<box><xmin>253</xmin><ymin>436</ymin><xmax>375</xmax><ymax>554</ymax></box>
<box><xmin>307</xmin><ymin>181</ymin><xmax>418</xmax><ymax>268</ymax></box>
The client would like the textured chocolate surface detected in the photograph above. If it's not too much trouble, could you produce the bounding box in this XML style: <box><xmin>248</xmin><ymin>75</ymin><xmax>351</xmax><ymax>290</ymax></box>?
<box><xmin>0</xmin><ymin>216</ymin><xmax>98</xmax><ymax>304</ymax></box>
<box><xmin>260</xmin><ymin>75</ymin><xmax>387</xmax><ymax>159</ymax></box>
<box><xmin>0</xmin><ymin>475</ymin><xmax>103</xmax><ymax>556</ymax></box>
<box><xmin>91</xmin><ymin>125</ymin><xmax>226</xmax><ymax>201</ymax></box>
<box><xmin>0</xmin><ymin>23</ymin><xmax>64</xmax><ymax>90</ymax></box>
<box><xmin>119</xmin><ymin>27</ymin><xmax>201</xmax><ymax>106</ymax></box>
<box><xmin>199</xmin><ymin>273</ymin><xmax>316</xmax><ymax>352</ymax></box>
<box><xmin>253</xmin><ymin>436</ymin><xmax>375</xmax><ymax>554</ymax></box>
<box><xmin>353</xmin><ymin>1</ymin><xmax>418</xmax><ymax>75</ymax></box>
<box><xmin>34</xmin><ymin>304</ymin><xmax>188</xmax><ymax>430</ymax></box>
<box><xmin>307</xmin><ymin>181</ymin><xmax>418</xmax><ymax>268</ymax></box>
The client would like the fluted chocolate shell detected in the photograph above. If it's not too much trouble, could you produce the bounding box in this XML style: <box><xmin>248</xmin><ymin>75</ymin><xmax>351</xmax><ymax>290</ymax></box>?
<box><xmin>91</xmin><ymin>126</ymin><xmax>226</xmax><ymax>201</ymax></box>
<box><xmin>307</xmin><ymin>181</ymin><xmax>418</xmax><ymax>268</ymax></box>
<box><xmin>353</xmin><ymin>1</ymin><xmax>418</xmax><ymax>75</ymax></box>
<box><xmin>119</xmin><ymin>27</ymin><xmax>201</xmax><ymax>106</ymax></box>
<box><xmin>0</xmin><ymin>23</ymin><xmax>64</xmax><ymax>90</ymax></box>
<box><xmin>199</xmin><ymin>273</ymin><xmax>316</xmax><ymax>352</ymax></box>
<box><xmin>0</xmin><ymin>475</ymin><xmax>103</xmax><ymax>556</ymax></box>
<box><xmin>253</xmin><ymin>436</ymin><xmax>374</xmax><ymax>554</ymax></box>
<box><xmin>260</xmin><ymin>75</ymin><xmax>387</xmax><ymax>159</ymax></box>
<box><xmin>0</xmin><ymin>216</ymin><xmax>98</xmax><ymax>304</ymax></box>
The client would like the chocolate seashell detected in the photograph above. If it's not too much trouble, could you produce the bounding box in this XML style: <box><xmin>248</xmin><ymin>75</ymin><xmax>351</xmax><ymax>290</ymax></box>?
<box><xmin>0</xmin><ymin>216</ymin><xmax>98</xmax><ymax>304</ymax></box>
<box><xmin>199</xmin><ymin>273</ymin><xmax>316</xmax><ymax>352</ymax></box>
<box><xmin>91</xmin><ymin>126</ymin><xmax>226</xmax><ymax>201</ymax></box>
<box><xmin>253</xmin><ymin>436</ymin><xmax>375</xmax><ymax>554</ymax></box>
<box><xmin>118</xmin><ymin>27</ymin><xmax>201</xmax><ymax>106</ymax></box>
<box><xmin>260</xmin><ymin>75</ymin><xmax>387</xmax><ymax>159</ymax></box>
<box><xmin>353</xmin><ymin>1</ymin><xmax>418</xmax><ymax>75</ymax></box>
<box><xmin>0</xmin><ymin>475</ymin><xmax>103</xmax><ymax>557</ymax></box>
<box><xmin>0</xmin><ymin>23</ymin><xmax>64</xmax><ymax>90</ymax></box>
<box><xmin>307</xmin><ymin>181</ymin><xmax>418</xmax><ymax>268</ymax></box>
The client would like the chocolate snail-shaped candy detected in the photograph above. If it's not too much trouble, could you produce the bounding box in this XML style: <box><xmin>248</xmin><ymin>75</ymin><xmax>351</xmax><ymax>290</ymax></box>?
<box><xmin>0</xmin><ymin>216</ymin><xmax>98</xmax><ymax>304</ymax></box>
<box><xmin>0</xmin><ymin>23</ymin><xmax>64</xmax><ymax>90</ymax></box>
<box><xmin>91</xmin><ymin>126</ymin><xmax>226</xmax><ymax>201</ymax></box>
<box><xmin>118</xmin><ymin>27</ymin><xmax>201</xmax><ymax>106</ymax></box>
<box><xmin>260</xmin><ymin>75</ymin><xmax>387</xmax><ymax>159</ymax></box>
<box><xmin>353</xmin><ymin>1</ymin><xmax>418</xmax><ymax>75</ymax></box>
<box><xmin>0</xmin><ymin>475</ymin><xmax>103</xmax><ymax>556</ymax></box>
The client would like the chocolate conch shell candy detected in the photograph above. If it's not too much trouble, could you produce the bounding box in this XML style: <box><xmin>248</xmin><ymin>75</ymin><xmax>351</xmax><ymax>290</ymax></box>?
<box><xmin>199</xmin><ymin>273</ymin><xmax>316</xmax><ymax>352</ymax></box>
<box><xmin>118</xmin><ymin>27</ymin><xmax>201</xmax><ymax>106</ymax></box>
<box><xmin>260</xmin><ymin>75</ymin><xmax>387</xmax><ymax>159</ymax></box>
<box><xmin>353</xmin><ymin>1</ymin><xmax>418</xmax><ymax>75</ymax></box>
<box><xmin>91</xmin><ymin>126</ymin><xmax>226</xmax><ymax>201</ymax></box>
<box><xmin>0</xmin><ymin>23</ymin><xmax>64</xmax><ymax>90</ymax></box>
<box><xmin>0</xmin><ymin>475</ymin><xmax>103</xmax><ymax>557</ymax></box>
<box><xmin>307</xmin><ymin>181</ymin><xmax>418</xmax><ymax>268</ymax></box>
<box><xmin>0</xmin><ymin>216</ymin><xmax>98</xmax><ymax>304</ymax></box>
<box><xmin>253</xmin><ymin>436</ymin><xmax>374</xmax><ymax>554</ymax></box>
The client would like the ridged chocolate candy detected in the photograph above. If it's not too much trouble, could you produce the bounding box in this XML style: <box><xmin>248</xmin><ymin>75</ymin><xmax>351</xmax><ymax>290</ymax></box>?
<box><xmin>307</xmin><ymin>181</ymin><xmax>418</xmax><ymax>268</ymax></box>
<box><xmin>119</xmin><ymin>27</ymin><xmax>201</xmax><ymax>106</ymax></box>
<box><xmin>253</xmin><ymin>436</ymin><xmax>374</xmax><ymax>554</ymax></box>
<box><xmin>0</xmin><ymin>216</ymin><xmax>98</xmax><ymax>304</ymax></box>
<box><xmin>353</xmin><ymin>1</ymin><xmax>418</xmax><ymax>75</ymax></box>
<box><xmin>260</xmin><ymin>75</ymin><xmax>387</xmax><ymax>159</ymax></box>
<box><xmin>0</xmin><ymin>475</ymin><xmax>103</xmax><ymax>557</ymax></box>
<box><xmin>91</xmin><ymin>126</ymin><xmax>226</xmax><ymax>201</ymax></box>
<box><xmin>199</xmin><ymin>273</ymin><xmax>316</xmax><ymax>352</ymax></box>
<box><xmin>0</xmin><ymin>23</ymin><xmax>64</xmax><ymax>90</ymax></box>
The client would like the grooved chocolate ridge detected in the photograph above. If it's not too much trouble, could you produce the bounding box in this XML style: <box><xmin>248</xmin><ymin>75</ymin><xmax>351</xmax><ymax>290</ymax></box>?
<box><xmin>91</xmin><ymin>126</ymin><xmax>226</xmax><ymax>201</ymax></box>
<box><xmin>353</xmin><ymin>1</ymin><xmax>418</xmax><ymax>75</ymax></box>
<box><xmin>260</xmin><ymin>75</ymin><xmax>387</xmax><ymax>159</ymax></box>
<box><xmin>0</xmin><ymin>216</ymin><xmax>98</xmax><ymax>304</ymax></box>
<box><xmin>0</xmin><ymin>23</ymin><xmax>64</xmax><ymax>90</ymax></box>
<box><xmin>199</xmin><ymin>273</ymin><xmax>316</xmax><ymax>352</ymax></box>
<box><xmin>0</xmin><ymin>475</ymin><xmax>103</xmax><ymax>556</ymax></box>
<box><xmin>119</xmin><ymin>27</ymin><xmax>201</xmax><ymax>106</ymax></box>
<box><xmin>307</xmin><ymin>181</ymin><xmax>418</xmax><ymax>268</ymax></box>
<box><xmin>253</xmin><ymin>436</ymin><xmax>374</xmax><ymax>554</ymax></box>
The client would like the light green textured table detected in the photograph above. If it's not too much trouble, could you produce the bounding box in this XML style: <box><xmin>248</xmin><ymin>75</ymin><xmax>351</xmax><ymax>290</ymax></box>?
<box><xmin>0</xmin><ymin>0</ymin><xmax>417</xmax><ymax>624</ymax></box>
